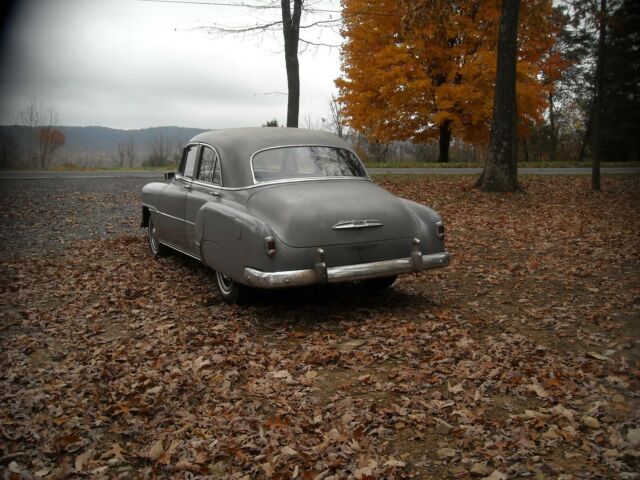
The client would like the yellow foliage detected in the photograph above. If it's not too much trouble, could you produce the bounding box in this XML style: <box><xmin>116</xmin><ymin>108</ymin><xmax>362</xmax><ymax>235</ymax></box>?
<box><xmin>336</xmin><ymin>0</ymin><xmax>563</xmax><ymax>145</ymax></box>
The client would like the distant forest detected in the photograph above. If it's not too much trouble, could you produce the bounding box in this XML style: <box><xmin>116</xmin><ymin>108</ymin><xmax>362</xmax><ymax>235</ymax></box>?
<box><xmin>0</xmin><ymin>122</ymin><xmax>490</xmax><ymax>169</ymax></box>
<box><xmin>0</xmin><ymin>125</ymin><xmax>205</xmax><ymax>169</ymax></box>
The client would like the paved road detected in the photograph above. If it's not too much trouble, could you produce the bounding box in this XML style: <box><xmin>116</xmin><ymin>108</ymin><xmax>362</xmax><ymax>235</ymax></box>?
<box><xmin>1</xmin><ymin>167</ymin><xmax>638</xmax><ymax>180</ymax></box>
<box><xmin>368</xmin><ymin>167</ymin><xmax>640</xmax><ymax>175</ymax></box>
<box><xmin>0</xmin><ymin>171</ymin><xmax>167</xmax><ymax>180</ymax></box>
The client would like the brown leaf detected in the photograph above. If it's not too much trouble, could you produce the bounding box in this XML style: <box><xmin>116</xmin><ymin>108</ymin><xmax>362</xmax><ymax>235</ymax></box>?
<box><xmin>74</xmin><ymin>448</ymin><xmax>94</xmax><ymax>472</ymax></box>
<box><xmin>147</xmin><ymin>440</ymin><xmax>164</xmax><ymax>461</ymax></box>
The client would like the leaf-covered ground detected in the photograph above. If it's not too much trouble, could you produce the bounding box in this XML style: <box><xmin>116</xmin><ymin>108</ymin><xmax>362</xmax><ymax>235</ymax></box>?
<box><xmin>1</xmin><ymin>175</ymin><xmax>639</xmax><ymax>479</ymax></box>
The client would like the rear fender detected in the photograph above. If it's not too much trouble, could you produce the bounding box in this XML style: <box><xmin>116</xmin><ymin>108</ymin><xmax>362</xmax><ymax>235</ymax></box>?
<box><xmin>399</xmin><ymin>199</ymin><xmax>445</xmax><ymax>253</ymax></box>
<box><xmin>198</xmin><ymin>203</ymin><xmax>272</xmax><ymax>280</ymax></box>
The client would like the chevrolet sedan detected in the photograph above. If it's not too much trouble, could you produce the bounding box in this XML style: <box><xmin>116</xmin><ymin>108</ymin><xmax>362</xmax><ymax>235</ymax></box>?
<box><xmin>141</xmin><ymin>128</ymin><xmax>451</xmax><ymax>303</ymax></box>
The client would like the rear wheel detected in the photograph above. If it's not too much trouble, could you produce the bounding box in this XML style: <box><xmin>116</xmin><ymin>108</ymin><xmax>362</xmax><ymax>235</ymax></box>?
<box><xmin>361</xmin><ymin>275</ymin><xmax>397</xmax><ymax>290</ymax></box>
<box><xmin>215</xmin><ymin>271</ymin><xmax>253</xmax><ymax>305</ymax></box>
<box><xmin>147</xmin><ymin>216</ymin><xmax>167</xmax><ymax>257</ymax></box>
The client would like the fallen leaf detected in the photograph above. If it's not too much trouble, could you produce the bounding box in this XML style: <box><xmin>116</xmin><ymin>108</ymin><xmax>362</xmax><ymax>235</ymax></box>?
<box><xmin>281</xmin><ymin>445</ymin><xmax>298</xmax><ymax>456</ymax></box>
<box><xmin>587</xmin><ymin>351</ymin><xmax>611</xmax><ymax>362</ymax></box>
<box><xmin>436</xmin><ymin>447</ymin><xmax>456</xmax><ymax>458</ymax></box>
<box><xmin>526</xmin><ymin>383</ymin><xmax>549</xmax><ymax>398</ymax></box>
<box><xmin>582</xmin><ymin>416</ymin><xmax>601</xmax><ymax>429</ymax></box>
<box><xmin>75</xmin><ymin>448</ymin><xmax>94</xmax><ymax>471</ymax></box>
<box><xmin>448</xmin><ymin>381</ymin><xmax>464</xmax><ymax>394</ymax></box>
<box><xmin>627</xmin><ymin>428</ymin><xmax>640</xmax><ymax>446</ymax></box>
<box><xmin>147</xmin><ymin>440</ymin><xmax>164</xmax><ymax>461</ymax></box>
<box><xmin>384</xmin><ymin>458</ymin><xmax>406</xmax><ymax>467</ymax></box>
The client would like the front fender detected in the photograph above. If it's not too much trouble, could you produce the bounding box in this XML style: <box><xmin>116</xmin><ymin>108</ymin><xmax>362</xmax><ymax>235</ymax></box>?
<box><xmin>141</xmin><ymin>182</ymin><xmax>167</xmax><ymax>208</ymax></box>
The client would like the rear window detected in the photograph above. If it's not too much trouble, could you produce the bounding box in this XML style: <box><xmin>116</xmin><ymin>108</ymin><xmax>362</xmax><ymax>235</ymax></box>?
<box><xmin>252</xmin><ymin>146</ymin><xmax>367</xmax><ymax>183</ymax></box>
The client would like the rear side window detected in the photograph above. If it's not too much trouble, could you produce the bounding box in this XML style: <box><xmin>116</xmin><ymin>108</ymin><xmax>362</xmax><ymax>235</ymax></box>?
<box><xmin>197</xmin><ymin>146</ymin><xmax>221</xmax><ymax>185</ymax></box>
<box><xmin>179</xmin><ymin>145</ymin><xmax>198</xmax><ymax>178</ymax></box>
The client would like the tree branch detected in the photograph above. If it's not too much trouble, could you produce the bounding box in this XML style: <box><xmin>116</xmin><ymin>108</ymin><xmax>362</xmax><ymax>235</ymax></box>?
<box><xmin>196</xmin><ymin>20</ymin><xmax>283</xmax><ymax>34</ymax></box>
<box><xmin>299</xmin><ymin>37</ymin><xmax>340</xmax><ymax>48</ymax></box>
<box><xmin>299</xmin><ymin>18</ymin><xmax>343</xmax><ymax>29</ymax></box>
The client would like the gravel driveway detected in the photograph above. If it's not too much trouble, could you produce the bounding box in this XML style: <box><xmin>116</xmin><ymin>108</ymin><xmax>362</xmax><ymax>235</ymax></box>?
<box><xmin>0</xmin><ymin>177</ymin><xmax>150</xmax><ymax>256</ymax></box>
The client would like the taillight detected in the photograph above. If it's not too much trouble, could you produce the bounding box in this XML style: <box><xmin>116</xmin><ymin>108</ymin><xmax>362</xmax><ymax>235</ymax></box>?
<box><xmin>436</xmin><ymin>222</ymin><xmax>445</xmax><ymax>239</ymax></box>
<box><xmin>265</xmin><ymin>236</ymin><xmax>276</xmax><ymax>257</ymax></box>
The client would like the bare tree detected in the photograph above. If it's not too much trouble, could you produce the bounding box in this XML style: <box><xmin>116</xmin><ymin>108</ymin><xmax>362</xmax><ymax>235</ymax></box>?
<box><xmin>18</xmin><ymin>98</ymin><xmax>63</xmax><ymax>169</ymax></box>
<box><xmin>591</xmin><ymin>0</ymin><xmax>607</xmax><ymax>191</ymax></box>
<box><xmin>173</xmin><ymin>135</ymin><xmax>189</xmax><ymax>165</ymax></box>
<box><xmin>282</xmin><ymin>0</ymin><xmax>302</xmax><ymax>127</ymax></box>
<box><xmin>328</xmin><ymin>94</ymin><xmax>345</xmax><ymax>138</ymax></box>
<box><xmin>192</xmin><ymin>0</ymin><xmax>342</xmax><ymax>128</ymax></box>
<box><xmin>146</xmin><ymin>134</ymin><xmax>172</xmax><ymax>166</ymax></box>
<box><xmin>125</xmin><ymin>136</ymin><xmax>136</xmax><ymax>167</ymax></box>
<box><xmin>114</xmin><ymin>142</ymin><xmax>126</xmax><ymax>167</ymax></box>
<box><xmin>115</xmin><ymin>136</ymin><xmax>136</xmax><ymax>168</ymax></box>
<box><xmin>302</xmin><ymin>113</ymin><xmax>323</xmax><ymax>130</ymax></box>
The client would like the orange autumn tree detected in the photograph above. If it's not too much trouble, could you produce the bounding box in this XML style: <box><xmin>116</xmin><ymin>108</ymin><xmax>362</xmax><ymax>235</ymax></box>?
<box><xmin>36</xmin><ymin>127</ymin><xmax>65</xmax><ymax>170</ymax></box>
<box><xmin>336</xmin><ymin>0</ymin><xmax>561</xmax><ymax>162</ymax></box>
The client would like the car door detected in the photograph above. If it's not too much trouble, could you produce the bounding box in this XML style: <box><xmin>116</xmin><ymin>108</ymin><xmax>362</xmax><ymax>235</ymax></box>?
<box><xmin>185</xmin><ymin>145</ymin><xmax>222</xmax><ymax>258</ymax></box>
<box><xmin>156</xmin><ymin>144</ymin><xmax>198</xmax><ymax>249</ymax></box>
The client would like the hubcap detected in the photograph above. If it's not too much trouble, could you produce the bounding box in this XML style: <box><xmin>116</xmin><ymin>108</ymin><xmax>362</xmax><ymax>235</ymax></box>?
<box><xmin>216</xmin><ymin>271</ymin><xmax>234</xmax><ymax>294</ymax></box>
<box><xmin>149</xmin><ymin>220</ymin><xmax>159</xmax><ymax>253</ymax></box>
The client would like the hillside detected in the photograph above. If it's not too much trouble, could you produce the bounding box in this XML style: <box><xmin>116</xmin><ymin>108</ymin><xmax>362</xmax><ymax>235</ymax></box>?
<box><xmin>0</xmin><ymin>125</ymin><xmax>207</xmax><ymax>168</ymax></box>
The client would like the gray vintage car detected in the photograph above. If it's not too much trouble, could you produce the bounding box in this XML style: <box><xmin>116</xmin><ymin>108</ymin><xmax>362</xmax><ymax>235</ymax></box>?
<box><xmin>141</xmin><ymin>128</ymin><xmax>451</xmax><ymax>303</ymax></box>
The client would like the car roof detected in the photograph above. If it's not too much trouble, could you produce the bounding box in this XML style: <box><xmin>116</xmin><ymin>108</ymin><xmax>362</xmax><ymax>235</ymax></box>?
<box><xmin>189</xmin><ymin>127</ymin><xmax>355</xmax><ymax>188</ymax></box>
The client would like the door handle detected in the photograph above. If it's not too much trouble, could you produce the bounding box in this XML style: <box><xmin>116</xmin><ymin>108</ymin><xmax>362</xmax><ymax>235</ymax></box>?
<box><xmin>210</xmin><ymin>190</ymin><xmax>220</xmax><ymax>197</ymax></box>
<box><xmin>183</xmin><ymin>183</ymin><xmax>192</xmax><ymax>190</ymax></box>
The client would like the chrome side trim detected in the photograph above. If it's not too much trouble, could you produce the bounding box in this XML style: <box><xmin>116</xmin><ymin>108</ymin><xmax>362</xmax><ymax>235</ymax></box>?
<box><xmin>244</xmin><ymin>176</ymin><xmax>373</xmax><ymax>190</ymax></box>
<box><xmin>143</xmin><ymin>203</ymin><xmax>194</xmax><ymax>226</ymax></box>
<box><xmin>153</xmin><ymin>210</ymin><xmax>195</xmax><ymax>226</ymax></box>
<box><xmin>175</xmin><ymin>171</ymin><xmax>373</xmax><ymax>192</ymax></box>
<box><xmin>244</xmin><ymin>249</ymin><xmax>452</xmax><ymax>289</ymax></box>
<box><xmin>190</xmin><ymin>178</ymin><xmax>222</xmax><ymax>193</ymax></box>
<box><xmin>332</xmin><ymin>219</ymin><xmax>383</xmax><ymax>230</ymax></box>
<box><xmin>158</xmin><ymin>240</ymin><xmax>201</xmax><ymax>261</ymax></box>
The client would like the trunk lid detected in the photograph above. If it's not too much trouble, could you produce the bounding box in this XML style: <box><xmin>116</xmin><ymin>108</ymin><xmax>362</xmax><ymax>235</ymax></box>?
<box><xmin>247</xmin><ymin>180</ymin><xmax>419</xmax><ymax>248</ymax></box>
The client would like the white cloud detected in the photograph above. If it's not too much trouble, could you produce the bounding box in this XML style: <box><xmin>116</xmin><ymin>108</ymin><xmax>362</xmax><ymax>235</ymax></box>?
<box><xmin>0</xmin><ymin>0</ymin><xmax>344</xmax><ymax>129</ymax></box>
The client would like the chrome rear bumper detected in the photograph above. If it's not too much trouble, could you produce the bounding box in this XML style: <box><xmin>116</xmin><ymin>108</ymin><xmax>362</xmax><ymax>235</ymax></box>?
<box><xmin>243</xmin><ymin>239</ymin><xmax>451</xmax><ymax>289</ymax></box>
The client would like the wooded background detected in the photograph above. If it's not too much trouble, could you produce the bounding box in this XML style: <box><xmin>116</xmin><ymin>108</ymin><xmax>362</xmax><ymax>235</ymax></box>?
<box><xmin>0</xmin><ymin>0</ymin><xmax>637</xmax><ymax>173</ymax></box>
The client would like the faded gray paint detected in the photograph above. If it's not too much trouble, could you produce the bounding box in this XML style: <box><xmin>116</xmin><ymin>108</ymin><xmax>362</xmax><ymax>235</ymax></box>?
<box><xmin>141</xmin><ymin>129</ymin><xmax>448</xmax><ymax>287</ymax></box>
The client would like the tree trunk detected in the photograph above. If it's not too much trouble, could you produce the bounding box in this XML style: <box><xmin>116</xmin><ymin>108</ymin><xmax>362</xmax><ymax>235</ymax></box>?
<box><xmin>522</xmin><ymin>138</ymin><xmax>529</xmax><ymax>163</ymax></box>
<box><xmin>548</xmin><ymin>92</ymin><xmax>558</xmax><ymax>162</ymax></box>
<box><xmin>281</xmin><ymin>0</ymin><xmax>302</xmax><ymax>128</ymax></box>
<box><xmin>476</xmin><ymin>0</ymin><xmax>521</xmax><ymax>192</ymax></box>
<box><xmin>591</xmin><ymin>0</ymin><xmax>607</xmax><ymax>191</ymax></box>
<box><xmin>438</xmin><ymin>120</ymin><xmax>451</xmax><ymax>163</ymax></box>
<box><xmin>579</xmin><ymin>109</ymin><xmax>592</xmax><ymax>162</ymax></box>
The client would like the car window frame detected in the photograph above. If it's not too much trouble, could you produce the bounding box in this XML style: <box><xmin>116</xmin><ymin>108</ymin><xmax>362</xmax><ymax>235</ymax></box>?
<box><xmin>176</xmin><ymin>142</ymin><xmax>223</xmax><ymax>188</ymax></box>
<box><xmin>178</xmin><ymin>144</ymin><xmax>199</xmax><ymax>180</ymax></box>
<box><xmin>195</xmin><ymin>145</ymin><xmax>222</xmax><ymax>187</ymax></box>
<box><xmin>249</xmin><ymin>144</ymin><xmax>370</xmax><ymax>185</ymax></box>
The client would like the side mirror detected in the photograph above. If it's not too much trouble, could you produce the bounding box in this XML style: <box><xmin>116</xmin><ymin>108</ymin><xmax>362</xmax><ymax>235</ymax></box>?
<box><xmin>165</xmin><ymin>171</ymin><xmax>176</xmax><ymax>180</ymax></box>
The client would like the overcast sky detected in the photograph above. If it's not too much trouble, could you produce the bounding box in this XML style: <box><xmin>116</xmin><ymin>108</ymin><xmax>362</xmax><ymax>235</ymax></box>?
<box><xmin>0</xmin><ymin>0</ymin><xmax>344</xmax><ymax>129</ymax></box>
